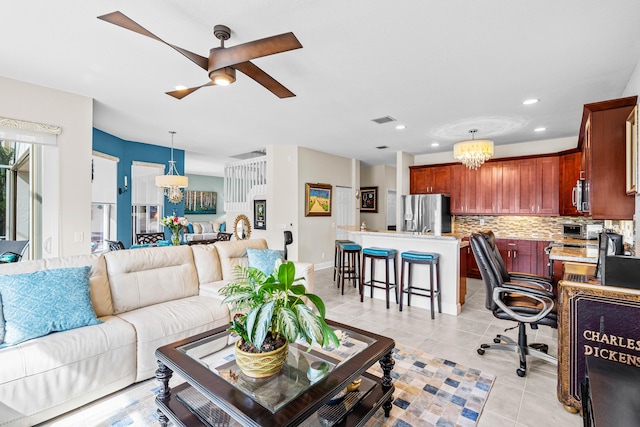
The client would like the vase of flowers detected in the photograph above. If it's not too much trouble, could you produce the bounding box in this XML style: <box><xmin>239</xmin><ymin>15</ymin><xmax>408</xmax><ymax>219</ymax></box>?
<box><xmin>160</xmin><ymin>215</ymin><xmax>187</xmax><ymax>246</ymax></box>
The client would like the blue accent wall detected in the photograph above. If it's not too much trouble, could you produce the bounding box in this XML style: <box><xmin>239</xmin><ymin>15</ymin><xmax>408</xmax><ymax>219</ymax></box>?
<box><xmin>92</xmin><ymin>129</ymin><xmax>185</xmax><ymax>246</ymax></box>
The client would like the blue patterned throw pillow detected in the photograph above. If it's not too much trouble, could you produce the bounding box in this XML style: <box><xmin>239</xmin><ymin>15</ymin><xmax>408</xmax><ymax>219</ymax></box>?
<box><xmin>0</xmin><ymin>266</ymin><xmax>102</xmax><ymax>348</ymax></box>
<box><xmin>247</xmin><ymin>248</ymin><xmax>283</xmax><ymax>275</ymax></box>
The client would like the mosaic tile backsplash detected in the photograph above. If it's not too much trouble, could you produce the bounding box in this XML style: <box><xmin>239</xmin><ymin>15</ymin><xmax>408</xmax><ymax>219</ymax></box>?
<box><xmin>453</xmin><ymin>215</ymin><xmax>635</xmax><ymax>251</ymax></box>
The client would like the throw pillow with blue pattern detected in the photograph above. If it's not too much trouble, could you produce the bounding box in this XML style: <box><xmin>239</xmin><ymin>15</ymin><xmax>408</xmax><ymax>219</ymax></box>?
<box><xmin>0</xmin><ymin>266</ymin><xmax>101</xmax><ymax>348</ymax></box>
<box><xmin>247</xmin><ymin>248</ymin><xmax>283</xmax><ymax>275</ymax></box>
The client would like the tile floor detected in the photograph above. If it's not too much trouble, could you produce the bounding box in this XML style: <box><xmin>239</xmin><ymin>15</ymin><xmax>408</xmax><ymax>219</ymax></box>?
<box><xmin>315</xmin><ymin>267</ymin><xmax>582</xmax><ymax>427</ymax></box>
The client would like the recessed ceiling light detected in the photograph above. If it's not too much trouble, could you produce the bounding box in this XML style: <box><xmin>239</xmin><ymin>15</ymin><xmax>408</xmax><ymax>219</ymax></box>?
<box><xmin>431</xmin><ymin>143</ymin><xmax>440</xmax><ymax>147</ymax></box>
<box><xmin>534</xmin><ymin>127</ymin><xmax>546</xmax><ymax>132</ymax></box>
<box><xmin>395</xmin><ymin>124</ymin><xmax>406</xmax><ymax>130</ymax></box>
<box><xmin>522</xmin><ymin>99</ymin><xmax>539</xmax><ymax>105</ymax></box>
<box><xmin>174</xmin><ymin>85</ymin><xmax>188</xmax><ymax>91</ymax></box>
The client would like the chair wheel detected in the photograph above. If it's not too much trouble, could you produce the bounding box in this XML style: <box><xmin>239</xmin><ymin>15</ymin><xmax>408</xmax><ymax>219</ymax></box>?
<box><xmin>480</xmin><ymin>344</ymin><xmax>490</xmax><ymax>349</ymax></box>
<box><xmin>517</xmin><ymin>368</ymin><xmax>526</xmax><ymax>377</ymax></box>
<box><xmin>493</xmin><ymin>338</ymin><xmax>501</xmax><ymax>344</ymax></box>
<box><xmin>477</xmin><ymin>348</ymin><xmax>485</xmax><ymax>355</ymax></box>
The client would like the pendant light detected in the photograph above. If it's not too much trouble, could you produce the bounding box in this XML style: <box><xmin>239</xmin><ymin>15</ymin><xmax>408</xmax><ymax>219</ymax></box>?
<box><xmin>155</xmin><ymin>131</ymin><xmax>188</xmax><ymax>203</ymax></box>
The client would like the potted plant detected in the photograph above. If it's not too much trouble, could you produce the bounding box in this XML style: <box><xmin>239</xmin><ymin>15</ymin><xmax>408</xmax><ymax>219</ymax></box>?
<box><xmin>220</xmin><ymin>260</ymin><xmax>339</xmax><ymax>378</ymax></box>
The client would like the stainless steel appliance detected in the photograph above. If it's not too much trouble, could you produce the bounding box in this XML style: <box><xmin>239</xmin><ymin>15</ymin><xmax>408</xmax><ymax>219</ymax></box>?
<box><xmin>562</xmin><ymin>223</ymin><xmax>603</xmax><ymax>240</ymax></box>
<box><xmin>401</xmin><ymin>194</ymin><xmax>451</xmax><ymax>235</ymax></box>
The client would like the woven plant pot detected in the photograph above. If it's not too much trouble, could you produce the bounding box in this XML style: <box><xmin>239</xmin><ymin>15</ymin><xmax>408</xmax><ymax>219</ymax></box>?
<box><xmin>234</xmin><ymin>340</ymin><xmax>289</xmax><ymax>378</ymax></box>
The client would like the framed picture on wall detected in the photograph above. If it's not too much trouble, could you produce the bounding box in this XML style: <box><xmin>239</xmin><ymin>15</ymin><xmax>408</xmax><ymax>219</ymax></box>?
<box><xmin>360</xmin><ymin>186</ymin><xmax>378</xmax><ymax>212</ymax></box>
<box><xmin>184</xmin><ymin>191</ymin><xmax>217</xmax><ymax>214</ymax></box>
<box><xmin>254</xmin><ymin>199</ymin><xmax>266</xmax><ymax>229</ymax></box>
<box><xmin>305</xmin><ymin>183</ymin><xmax>332</xmax><ymax>217</ymax></box>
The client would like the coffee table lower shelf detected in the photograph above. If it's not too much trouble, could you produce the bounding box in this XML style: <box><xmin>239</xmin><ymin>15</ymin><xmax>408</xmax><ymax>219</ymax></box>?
<box><xmin>157</xmin><ymin>371</ymin><xmax>394</xmax><ymax>427</ymax></box>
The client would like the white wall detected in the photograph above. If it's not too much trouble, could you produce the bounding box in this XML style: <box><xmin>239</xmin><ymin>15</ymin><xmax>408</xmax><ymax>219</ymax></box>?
<box><xmin>266</xmin><ymin>145</ymin><xmax>299</xmax><ymax>257</ymax></box>
<box><xmin>297</xmin><ymin>147</ymin><xmax>354</xmax><ymax>265</ymax></box>
<box><xmin>0</xmin><ymin>76</ymin><xmax>93</xmax><ymax>257</ymax></box>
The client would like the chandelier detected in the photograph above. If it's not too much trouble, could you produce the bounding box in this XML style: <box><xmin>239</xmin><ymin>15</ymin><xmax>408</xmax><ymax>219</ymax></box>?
<box><xmin>155</xmin><ymin>131</ymin><xmax>188</xmax><ymax>203</ymax></box>
<box><xmin>453</xmin><ymin>129</ymin><xmax>494</xmax><ymax>170</ymax></box>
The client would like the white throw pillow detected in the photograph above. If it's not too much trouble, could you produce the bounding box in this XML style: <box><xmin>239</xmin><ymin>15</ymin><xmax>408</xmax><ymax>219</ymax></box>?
<box><xmin>201</xmin><ymin>223</ymin><xmax>213</xmax><ymax>233</ymax></box>
<box><xmin>212</xmin><ymin>222</ymin><xmax>221</xmax><ymax>233</ymax></box>
<box><xmin>193</xmin><ymin>223</ymin><xmax>203</xmax><ymax>234</ymax></box>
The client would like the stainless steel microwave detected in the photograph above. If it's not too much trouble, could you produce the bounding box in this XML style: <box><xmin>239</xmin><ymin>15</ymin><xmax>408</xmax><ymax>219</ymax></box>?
<box><xmin>563</xmin><ymin>223</ymin><xmax>585</xmax><ymax>239</ymax></box>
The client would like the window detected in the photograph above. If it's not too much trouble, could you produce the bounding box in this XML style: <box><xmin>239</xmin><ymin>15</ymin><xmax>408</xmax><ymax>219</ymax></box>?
<box><xmin>131</xmin><ymin>162</ymin><xmax>164</xmax><ymax>244</ymax></box>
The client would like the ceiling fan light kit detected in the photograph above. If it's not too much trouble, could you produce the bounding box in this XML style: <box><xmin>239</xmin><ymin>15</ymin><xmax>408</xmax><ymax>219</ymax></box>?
<box><xmin>98</xmin><ymin>11</ymin><xmax>302</xmax><ymax>99</ymax></box>
<box><xmin>453</xmin><ymin>129</ymin><xmax>494</xmax><ymax>170</ymax></box>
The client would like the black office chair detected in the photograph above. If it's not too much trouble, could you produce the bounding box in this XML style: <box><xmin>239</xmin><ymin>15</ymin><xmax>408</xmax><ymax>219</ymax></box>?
<box><xmin>284</xmin><ymin>230</ymin><xmax>293</xmax><ymax>260</ymax></box>
<box><xmin>478</xmin><ymin>230</ymin><xmax>554</xmax><ymax>292</ymax></box>
<box><xmin>470</xmin><ymin>231</ymin><xmax>557</xmax><ymax>377</ymax></box>
<box><xmin>0</xmin><ymin>240</ymin><xmax>30</xmax><ymax>263</ymax></box>
<box><xmin>106</xmin><ymin>240</ymin><xmax>126</xmax><ymax>251</ymax></box>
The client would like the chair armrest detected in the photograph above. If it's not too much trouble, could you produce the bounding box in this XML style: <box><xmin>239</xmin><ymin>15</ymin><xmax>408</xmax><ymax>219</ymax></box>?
<box><xmin>493</xmin><ymin>283</ymin><xmax>555</xmax><ymax>323</ymax></box>
<box><xmin>509</xmin><ymin>272</ymin><xmax>554</xmax><ymax>292</ymax></box>
<box><xmin>501</xmin><ymin>281</ymin><xmax>555</xmax><ymax>299</ymax></box>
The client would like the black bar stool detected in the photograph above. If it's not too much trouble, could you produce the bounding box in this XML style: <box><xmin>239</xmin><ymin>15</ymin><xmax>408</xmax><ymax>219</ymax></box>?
<box><xmin>361</xmin><ymin>247</ymin><xmax>398</xmax><ymax>309</ymax></box>
<box><xmin>337</xmin><ymin>242</ymin><xmax>362</xmax><ymax>295</ymax></box>
<box><xmin>399</xmin><ymin>251</ymin><xmax>441</xmax><ymax>319</ymax></box>
<box><xmin>333</xmin><ymin>239</ymin><xmax>354</xmax><ymax>284</ymax></box>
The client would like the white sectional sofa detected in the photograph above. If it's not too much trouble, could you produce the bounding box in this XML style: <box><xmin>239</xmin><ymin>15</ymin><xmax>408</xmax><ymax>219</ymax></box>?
<box><xmin>0</xmin><ymin>238</ymin><xmax>313</xmax><ymax>427</ymax></box>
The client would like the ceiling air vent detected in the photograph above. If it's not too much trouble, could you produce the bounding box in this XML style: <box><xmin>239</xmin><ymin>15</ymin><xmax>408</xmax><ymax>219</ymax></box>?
<box><xmin>230</xmin><ymin>149</ymin><xmax>266</xmax><ymax>160</ymax></box>
<box><xmin>371</xmin><ymin>116</ymin><xmax>396</xmax><ymax>124</ymax></box>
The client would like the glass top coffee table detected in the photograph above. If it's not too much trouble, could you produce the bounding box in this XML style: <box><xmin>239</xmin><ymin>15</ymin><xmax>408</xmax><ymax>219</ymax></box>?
<box><xmin>155</xmin><ymin>319</ymin><xmax>395</xmax><ymax>427</ymax></box>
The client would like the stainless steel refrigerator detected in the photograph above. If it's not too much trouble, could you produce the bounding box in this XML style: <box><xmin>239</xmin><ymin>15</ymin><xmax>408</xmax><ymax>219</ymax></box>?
<box><xmin>401</xmin><ymin>194</ymin><xmax>452</xmax><ymax>235</ymax></box>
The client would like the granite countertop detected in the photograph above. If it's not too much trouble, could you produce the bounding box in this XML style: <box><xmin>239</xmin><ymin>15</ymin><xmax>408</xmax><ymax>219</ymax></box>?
<box><xmin>351</xmin><ymin>230</ymin><xmax>459</xmax><ymax>241</ymax></box>
<box><xmin>549</xmin><ymin>246</ymin><xmax>599</xmax><ymax>263</ymax></box>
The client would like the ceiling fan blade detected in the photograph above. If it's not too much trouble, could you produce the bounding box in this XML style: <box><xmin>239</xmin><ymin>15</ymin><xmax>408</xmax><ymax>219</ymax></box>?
<box><xmin>209</xmin><ymin>32</ymin><xmax>302</xmax><ymax>71</ymax></box>
<box><xmin>234</xmin><ymin>62</ymin><xmax>295</xmax><ymax>98</ymax></box>
<box><xmin>98</xmin><ymin>11</ymin><xmax>208</xmax><ymax>70</ymax></box>
<box><xmin>165</xmin><ymin>81</ymin><xmax>214</xmax><ymax>99</ymax></box>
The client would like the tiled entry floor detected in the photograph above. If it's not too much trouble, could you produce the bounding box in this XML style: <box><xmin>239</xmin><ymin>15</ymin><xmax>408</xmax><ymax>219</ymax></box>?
<box><xmin>313</xmin><ymin>267</ymin><xmax>581</xmax><ymax>427</ymax></box>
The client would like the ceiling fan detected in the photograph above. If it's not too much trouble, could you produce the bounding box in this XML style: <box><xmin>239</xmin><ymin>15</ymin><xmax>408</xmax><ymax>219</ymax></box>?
<box><xmin>97</xmin><ymin>11</ymin><xmax>302</xmax><ymax>99</ymax></box>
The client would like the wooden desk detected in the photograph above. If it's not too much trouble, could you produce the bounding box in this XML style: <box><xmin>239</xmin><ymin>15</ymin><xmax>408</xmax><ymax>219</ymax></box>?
<box><xmin>583</xmin><ymin>356</ymin><xmax>640</xmax><ymax>426</ymax></box>
<box><xmin>557</xmin><ymin>281</ymin><xmax>640</xmax><ymax>411</ymax></box>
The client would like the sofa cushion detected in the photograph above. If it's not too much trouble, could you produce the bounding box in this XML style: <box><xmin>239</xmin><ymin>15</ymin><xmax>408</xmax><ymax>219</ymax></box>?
<box><xmin>105</xmin><ymin>246</ymin><xmax>200</xmax><ymax>314</ymax></box>
<box><xmin>214</xmin><ymin>238</ymin><xmax>268</xmax><ymax>280</ymax></box>
<box><xmin>191</xmin><ymin>244</ymin><xmax>223</xmax><ymax>286</ymax></box>
<box><xmin>212</xmin><ymin>222</ymin><xmax>221</xmax><ymax>233</ymax></box>
<box><xmin>201</xmin><ymin>222</ymin><xmax>214</xmax><ymax>233</ymax></box>
<box><xmin>116</xmin><ymin>295</ymin><xmax>229</xmax><ymax>381</ymax></box>
<box><xmin>247</xmin><ymin>248</ymin><xmax>283</xmax><ymax>275</ymax></box>
<box><xmin>0</xmin><ymin>315</ymin><xmax>136</xmax><ymax>426</ymax></box>
<box><xmin>0</xmin><ymin>266</ymin><xmax>102</xmax><ymax>347</ymax></box>
<box><xmin>0</xmin><ymin>253</ymin><xmax>113</xmax><ymax>318</ymax></box>
<box><xmin>192</xmin><ymin>223</ymin><xmax>203</xmax><ymax>234</ymax></box>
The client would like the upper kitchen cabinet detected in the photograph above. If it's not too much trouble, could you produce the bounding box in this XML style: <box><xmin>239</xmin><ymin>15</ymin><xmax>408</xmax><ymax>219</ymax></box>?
<box><xmin>514</xmin><ymin>156</ymin><xmax>559</xmax><ymax>216</ymax></box>
<box><xmin>559</xmin><ymin>151</ymin><xmax>582</xmax><ymax>216</ymax></box>
<box><xmin>409</xmin><ymin>165</ymin><xmax>451</xmax><ymax>194</ymax></box>
<box><xmin>579</xmin><ymin>96</ymin><xmax>637</xmax><ymax>220</ymax></box>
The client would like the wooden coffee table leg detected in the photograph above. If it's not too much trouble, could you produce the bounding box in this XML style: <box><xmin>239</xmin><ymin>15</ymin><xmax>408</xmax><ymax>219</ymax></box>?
<box><xmin>156</xmin><ymin>360</ymin><xmax>173</xmax><ymax>426</ymax></box>
<box><xmin>379</xmin><ymin>350</ymin><xmax>395</xmax><ymax>417</ymax></box>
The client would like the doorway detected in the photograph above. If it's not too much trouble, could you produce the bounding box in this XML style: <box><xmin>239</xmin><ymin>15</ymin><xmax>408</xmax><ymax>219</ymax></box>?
<box><xmin>335</xmin><ymin>186</ymin><xmax>352</xmax><ymax>241</ymax></box>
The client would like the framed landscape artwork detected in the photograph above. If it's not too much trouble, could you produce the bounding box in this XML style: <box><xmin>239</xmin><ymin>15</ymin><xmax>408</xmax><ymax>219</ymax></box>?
<box><xmin>254</xmin><ymin>199</ymin><xmax>266</xmax><ymax>229</ymax></box>
<box><xmin>360</xmin><ymin>186</ymin><xmax>378</xmax><ymax>212</ymax></box>
<box><xmin>184</xmin><ymin>191</ymin><xmax>217</xmax><ymax>214</ymax></box>
<box><xmin>305</xmin><ymin>183</ymin><xmax>332</xmax><ymax>217</ymax></box>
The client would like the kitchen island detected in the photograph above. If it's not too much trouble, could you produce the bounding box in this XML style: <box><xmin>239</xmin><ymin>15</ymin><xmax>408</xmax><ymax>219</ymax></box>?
<box><xmin>347</xmin><ymin>230</ymin><xmax>463</xmax><ymax>316</ymax></box>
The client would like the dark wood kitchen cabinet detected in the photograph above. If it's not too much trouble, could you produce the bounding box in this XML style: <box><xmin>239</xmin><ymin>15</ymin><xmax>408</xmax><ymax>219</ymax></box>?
<box><xmin>465</xmin><ymin>237</ymin><xmax>551</xmax><ymax>279</ymax></box>
<box><xmin>514</xmin><ymin>157</ymin><xmax>559</xmax><ymax>215</ymax></box>
<box><xmin>409</xmin><ymin>165</ymin><xmax>451</xmax><ymax>194</ymax></box>
<box><xmin>560</xmin><ymin>151</ymin><xmax>582</xmax><ymax>216</ymax></box>
<box><xmin>579</xmin><ymin>96</ymin><xmax>636</xmax><ymax>220</ymax></box>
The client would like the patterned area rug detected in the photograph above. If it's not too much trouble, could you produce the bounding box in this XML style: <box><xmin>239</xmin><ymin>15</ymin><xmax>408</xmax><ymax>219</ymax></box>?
<box><xmin>39</xmin><ymin>344</ymin><xmax>494</xmax><ymax>427</ymax></box>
